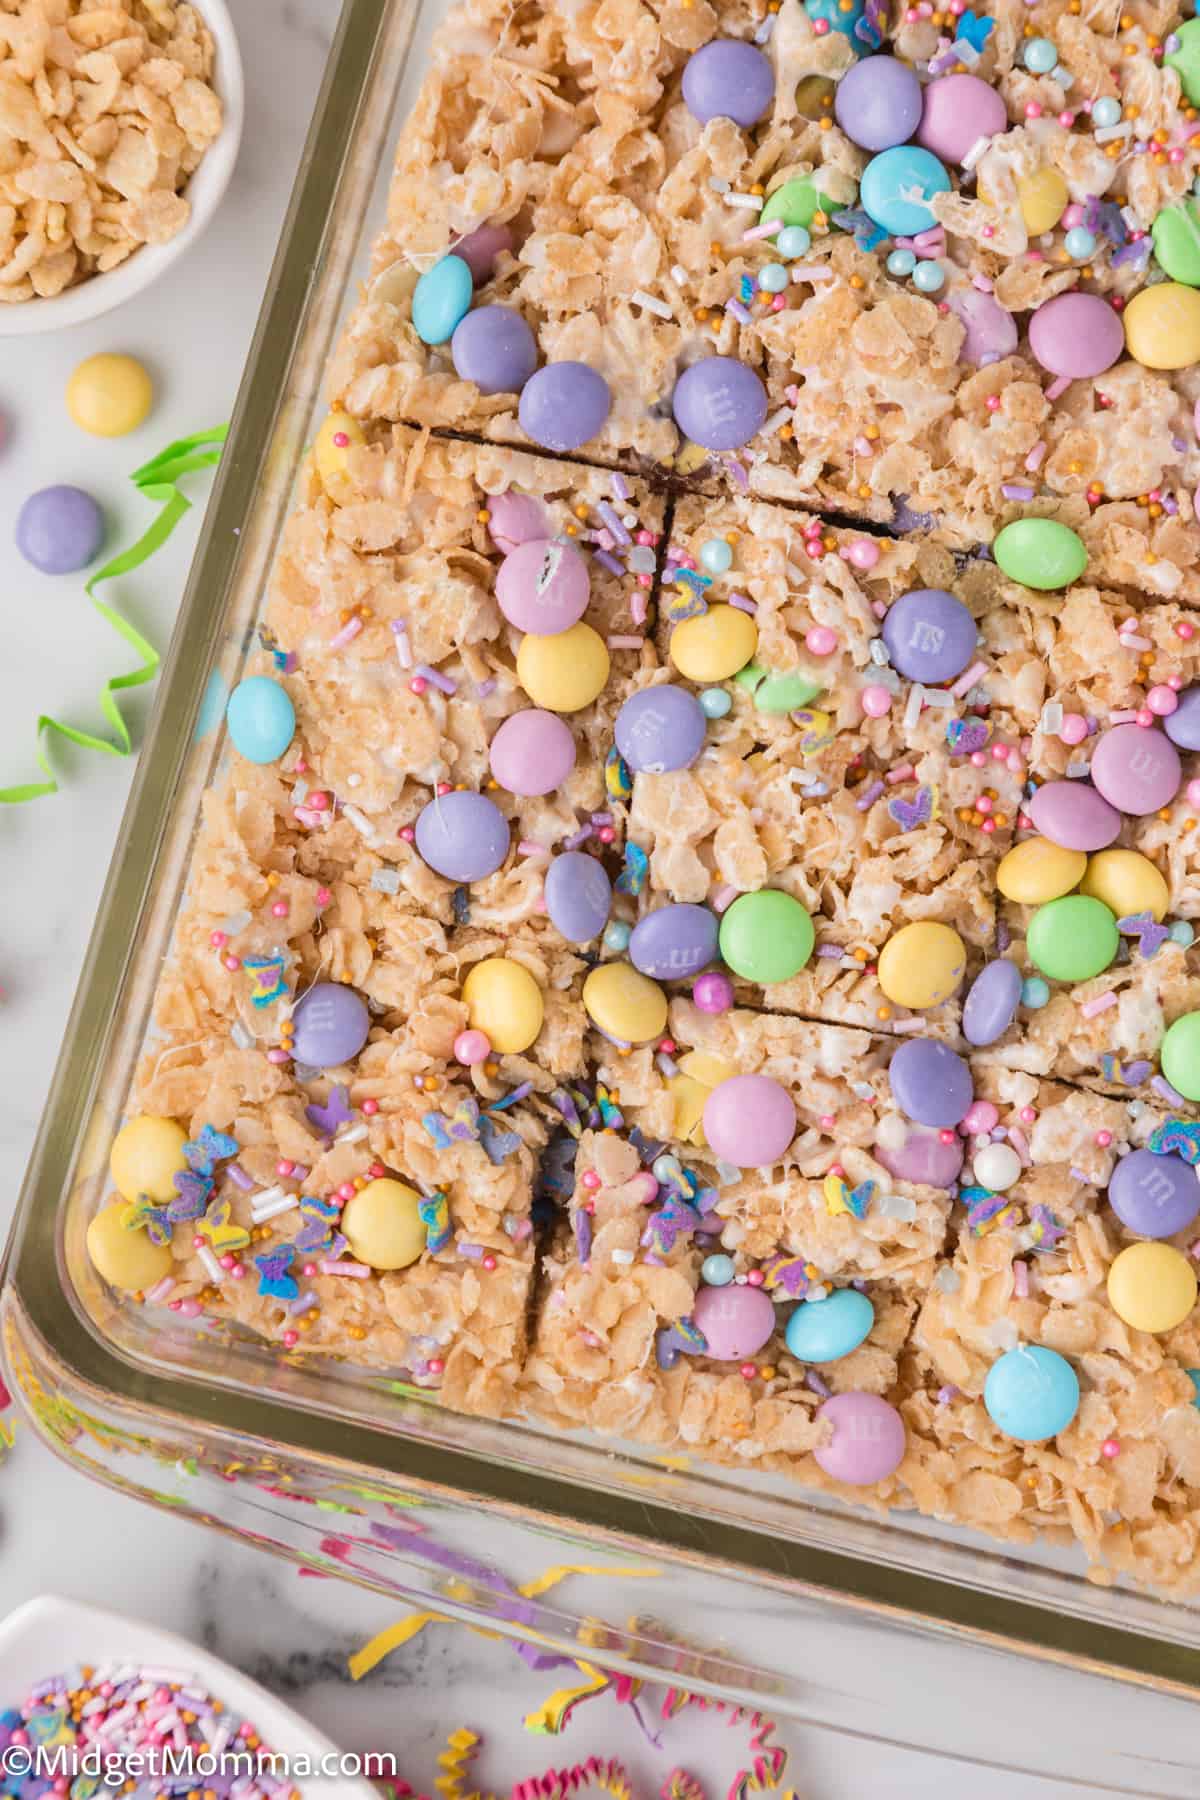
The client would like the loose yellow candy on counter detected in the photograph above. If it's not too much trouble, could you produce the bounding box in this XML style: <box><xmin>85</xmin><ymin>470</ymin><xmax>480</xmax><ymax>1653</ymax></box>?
<box><xmin>517</xmin><ymin>622</ymin><xmax>610</xmax><ymax>712</ymax></box>
<box><xmin>462</xmin><ymin>956</ymin><xmax>544</xmax><ymax>1054</ymax></box>
<box><xmin>877</xmin><ymin>921</ymin><xmax>966</xmax><ymax>1010</ymax></box>
<box><xmin>341</xmin><ymin>1178</ymin><xmax>426</xmax><ymax>1271</ymax></box>
<box><xmin>669</xmin><ymin>605</ymin><xmax>758</xmax><ymax>683</ymax></box>
<box><xmin>87</xmin><ymin>1201</ymin><xmax>174</xmax><ymax>1293</ymax></box>
<box><xmin>109</xmin><ymin>1114</ymin><xmax>189</xmax><ymax>1203</ymax></box>
<box><xmin>1079</xmin><ymin>848</ymin><xmax>1170</xmax><ymax>922</ymax></box>
<box><xmin>1123</xmin><ymin>282</ymin><xmax>1200</xmax><ymax>369</ymax></box>
<box><xmin>314</xmin><ymin>410</ymin><xmax>366</xmax><ymax>498</ymax></box>
<box><xmin>996</xmin><ymin>837</ymin><xmax>1085</xmax><ymax>905</ymax></box>
<box><xmin>582</xmin><ymin>961</ymin><xmax>668</xmax><ymax>1043</ymax></box>
<box><xmin>1017</xmin><ymin>168</ymin><xmax>1069</xmax><ymax>235</ymax></box>
<box><xmin>67</xmin><ymin>353</ymin><xmax>154</xmax><ymax>437</ymax></box>
<box><xmin>1107</xmin><ymin>1241</ymin><xmax>1197</xmax><ymax>1333</ymax></box>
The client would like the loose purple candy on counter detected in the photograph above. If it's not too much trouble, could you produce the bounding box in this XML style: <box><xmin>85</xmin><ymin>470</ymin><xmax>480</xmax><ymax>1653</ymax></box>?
<box><xmin>519</xmin><ymin>362</ymin><xmax>611</xmax><ymax>451</ymax></box>
<box><xmin>451</xmin><ymin>304</ymin><xmax>538</xmax><ymax>395</ymax></box>
<box><xmin>1027</xmin><ymin>292</ymin><xmax>1125</xmax><ymax>380</ymax></box>
<box><xmin>291</xmin><ymin>982</ymin><xmax>371</xmax><ymax>1068</ymax></box>
<box><xmin>452</xmin><ymin>222</ymin><xmax>514</xmax><ymax>283</ymax></box>
<box><xmin>1108</xmin><ymin>1147</ymin><xmax>1200</xmax><ymax>1239</ymax></box>
<box><xmin>1027</xmin><ymin>779</ymin><xmax>1122</xmax><ymax>851</ymax></box>
<box><xmin>495</xmin><ymin>538</ymin><xmax>590</xmax><ymax>634</ymax></box>
<box><xmin>835</xmin><ymin>55</ymin><xmax>922</xmax><ymax>151</ymax></box>
<box><xmin>672</xmin><ymin>356</ymin><xmax>767</xmax><ymax>452</ymax></box>
<box><xmin>962</xmin><ymin>957</ymin><xmax>1023</xmax><ymax>1047</ymax></box>
<box><xmin>1165</xmin><ymin>684</ymin><xmax>1200</xmax><ymax>751</ymax></box>
<box><xmin>544</xmin><ymin>849</ymin><xmax>612</xmax><ymax>943</ymax></box>
<box><xmin>486</xmin><ymin>489</ymin><xmax>551</xmax><ymax>553</ymax></box>
<box><xmin>692</xmin><ymin>1281</ymin><xmax>777</xmax><ymax>1360</ymax></box>
<box><xmin>681</xmin><ymin>39</ymin><xmax>775</xmax><ymax>128</ymax></box>
<box><xmin>917</xmin><ymin>73</ymin><xmax>1007</xmax><ymax>165</ymax></box>
<box><xmin>875</xmin><ymin>1126</ymin><xmax>964</xmax><ymax>1188</ymax></box>
<box><xmin>489</xmin><ymin>708</ymin><xmax>577</xmax><ymax>795</ymax></box>
<box><xmin>16</xmin><ymin>483</ymin><xmax>104</xmax><ymax>573</ymax></box>
<box><xmin>1089</xmin><ymin>722</ymin><xmax>1181</xmax><ymax>815</ymax></box>
<box><xmin>415</xmin><ymin>789</ymin><xmax>510</xmax><ymax>882</ymax></box>
<box><xmin>814</xmin><ymin>1391</ymin><xmax>906</xmax><ymax>1486</ymax></box>
<box><xmin>614</xmin><ymin>684</ymin><xmax>707</xmax><ymax>772</ymax></box>
<box><xmin>881</xmin><ymin>588</ymin><xmax>976</xmax><ymax>684</ymax></box>
<box><xmin>630</xmin><ymin>903</ymin><xmax>720</xmax><ymax>979</ymax></box>
<box><xmin>889</xmin><ymin>1038</ymin><xmax>973</xmax><ymax>1128</ymax></box>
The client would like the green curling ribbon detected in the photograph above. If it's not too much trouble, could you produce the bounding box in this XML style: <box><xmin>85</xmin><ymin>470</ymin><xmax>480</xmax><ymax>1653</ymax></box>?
<box><xmin>1</xmin><ymin>424</ymin><xmax>228</xmax><ymax>803</ymax></box>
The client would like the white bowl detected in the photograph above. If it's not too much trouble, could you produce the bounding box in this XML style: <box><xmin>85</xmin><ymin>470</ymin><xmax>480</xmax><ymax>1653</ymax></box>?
<box><xmin>0</xmin><ymin>1594</ymin><xmax>377</xmax><ymax>1800</ymax></box>
<box><xmin>0</xmin><ymin>0</ymin><xmax>244</xmax><ymax>337</ymax></box>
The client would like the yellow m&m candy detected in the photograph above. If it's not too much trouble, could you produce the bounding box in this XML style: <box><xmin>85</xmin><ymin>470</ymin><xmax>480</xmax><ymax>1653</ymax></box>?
<box><xmin>342</xmin><ymin>1178</ymin><xmax>425</xmax><ymax>1270</ymax></box>
<box><xmin>1107</xmin><ymin>1241</ymin><xmax>1197</xmax><ymax>1333</ymax></box>
<box><xmin>996</xmin><ymin>838</ymin><xmax>1085</xmax><ymax>905</ymax></box>
<box><xmin>1080</xmin><ymin>848</ymin><xmax>1170</xmax><ymax>922</ymax></box>
<box><xmin>110</xmin><ymin>1115</ymin><xmax>189</xmax><ymax>1203</ymax></box>
<box><xmin>314</xmin><ymin>410</ymin><xmax>366</xmax><ymax>498</ymax></box>
<box><xmin>1017</xmin><ymin>168</ymin><xmax>1068</xmax><ymax>235</ymax></box>
<box><xmin>462</xmin><ymin>956</ymin><xmax>544</xmax><ymax>1053</ymax></box>
<box><xmin>87</xmin><ymin>1201</ymin><xmax>174</xmax><ymax>1293</ymax></box>
<box><xmin>1124</xmin><ymin>283</ymin><xmax>1200</xmax><ymax>369</ymax></box>
<box><xmin>669</xmin><ymin>606</ymin><xmax>757</xmax><ymax>682</ymax></box>
<box><xmin>67</xmin><ymin>353</ymin><xmax>153</xmax><ymax>437</ymax></box>
<box><xmin>582</xmin><ymin>961</ymin><xmax>668</xmax><ymax>1043</ymax></box>
<box><xmin>517</xmin><ymin>622</ymin><xmax>610</xmax><ymax>712</ymax></box>
<box><xmin>877</xmin><ymin>921</ymin><xmax>966</xmax><ymax>1009</ymax></box>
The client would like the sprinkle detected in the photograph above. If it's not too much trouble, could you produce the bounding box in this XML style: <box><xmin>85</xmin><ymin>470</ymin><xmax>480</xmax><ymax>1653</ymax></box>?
<box><xmin>593</xmin><ymin>548</ymin><xmax>625</xmax><ymax>576</ymax></box>
<box><xmin>961</xmin><ymin>133</ymin><xmax>993</xmax><ymax>168</ymax></box>
<box><xmin>196</xmin><ymin>1245</ymin><xmax>224</xmax><ymax>1284</ymax></box>
<box><xmin>725</xmin><ymin>298</ymin><xmax>753</xmax><ymax>324</ymax></box>
<box><xmin>726</xmin><ymin>192</ymin><xmax>763</xmax><ymax>209</ymax></box>
<box><xmin>761</xmin><ymin>406</ymin><xmax>792</xmax><ymax>436</ymax></box>
<box><xmin>789</xmin><ymin>263</ymin><xmax>835</xmax><ymax>283</ymax></box>
<box><xmin>804</xmin><ymin>1369</ymin><xmax>832</xmax><ymax>1398</ymax></box>
<box><xmin>670</xmin><ymin>263</ymin><xmax>688</xmax><ymax>285</ymax></box>
<box><xmin>145</xmin><ymin>1277</ymin><xmax>176</xmax><ymax>1305</ymax></box>
<box><xmin>519</xmin><ymin>838</ymin><xmax>550</xmax><ymax>856</ymax></box>
<box><xmin>1109</xmin><ymin>709</ymin><xmax>1141</xmax><ymax>724</ymax></box>
<box><xmin>329</xmin><ymin>615</ymin><xmax>364</xmax><ymax>650</ymax></box>
<box><xmin>1007</xmin><ymin>1126</ymin><xmax>1030</xmax><ymax>1164</ymax></box>
<box><xmin>252</xmin><ymin>1192</ymin><xmax>299</xmax><ymax>1225</ymax></box>
<box><xmin>320</xmin><ymin>1258</ymin><xmax>370</xmax><ymax>1277</ymax></box>
<box><xmin>1040</xmin><ymin>700</ymin><xmax>1064</xmax><ymax>736</ymax></box>
<box><xmin>950</xmin><ymin>659</ymin><xmax>988</xmax><ymax>697</ymax></box>
<box><xmin>1118</xmin><ymin>632</ymin><xmax>1152</xmax><ymax>651</ymax></box>
<box><xmin>390</xmin><ymin>618</ymin><xmax>413</xmax><ymax>668</ymax></box>
<box><xmin>728</xmin><ymin>593</ymin><xmax>757</xmax><ymax>614</ymax></box>
<box><xmin>597</xmin><ymin>501</ymin><xmax>632</xmax><ymax>545</ymax></box>
<box><xmin>370</xmin><ymin>866</ymin><xmax>402</xmax><ymax>894</ymax></box>
<box><xmin>1012</xmin><ymin>1259</ymin><xmax>1030</xmax><ymax>1298</ymax></box>
<box><xmin>1153</xmin><ymin>1073</ymin><xmax>1189</xmax><ymax>1107</ymax></box>
<box><xmin>630</xmin><ymin>287</ymin><xmax>673</xmax><ymax>319</ymax></box>
<box><xmin>903</xmin><ymin>684</ymin><xmax>926</xmax><ymax>731</ymax></box>
<box><xmin>740</xmin><ymin>218</ymin><xmax>783</xmax><ymax>243</ymax></box>
<box><xmin>476</xmin><ymin>677</ymin><xmax>497</xmax><ymax>697</ymax></box>
<box><xmin>607</xmin><ymin>633</ymin><xmax>644</xmax><ymax>649</ymax></box>
<box><xmin>564</xmin><ymin>824</ymin><xmax>594</xmax><ymax>850</ymax></box>
<box><xmin>855</xmin><ymin>780</ymin><xmax>885</xmax><ymax>811</ymax></box>
<box><xmin>1094</xmin><ymin>122</ymin><xmax>1134</xmax><ymax>143</ymax></box>
<box><xmin>488</xmin><ymin>1081</ymin><xmax>533</xmax><ymax>1112</ymax></box>
<box><xmin>413</xmin><ymin>662</ymin><xmax>457</xmax><ymax>695</ymax></box>
<box><xmin>710</xmin><ymin>883</ymin><xmax>738</xmax><ymax>912</ymax></box>
<box><xmin>226</xmin><ymin>1162</ymin><xmax>254</xmax><ymax>1190</ymax></box>
<box><xmin>343</xmin><ymin>803</ymin><xmax>380</xmax><ymax>843</ymax></box>
<box><xmin>1001</xmin><ymin>482</ymin><xmax>1035</xmax><ymax>501</ymax></box>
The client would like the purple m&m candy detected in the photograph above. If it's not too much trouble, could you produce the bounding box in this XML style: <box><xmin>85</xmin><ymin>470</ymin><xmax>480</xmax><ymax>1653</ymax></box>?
<box><xmin>947</xmin><ymin>287</ymin><xmax>1018</xmax><ymax>366</ymax></box>
<box><xmin>489</xmin><ymin>709</ymin><xmax>576</xmax><ymax>795</ymax></box>
<box><xmin>495</xmin><ymin>538</ymin><xmax>590</xmax><ymax>634</ymax></box>
<box><xmin>291</xmin><ymin>982</ymin><xmax>370</xmax><ymax>1068</ymax></box>
<box><xmin>1028</xmin><ymin>292</ymin><xmax>1125</xmax><ymax>380</ymax></box>
<box><xmin>451</xmin><ymin>305</ymin><xmax>538</xmax><ymax>395</ymax></box>
<box><xmin>875</xmin><ymin>1126</ymin><xmax>964</xmax><ymax>1188</ymax></box>
<box><xmin>693</xmin><ymin>1282</ymin><xmax>776</xmax><ymax>1360</ymax></box>
<box><xmin>703</xmin><ymin>1073</ymin><xmax>796</xmax><ymax>1167</ymax></box>
<box><xmin>544</xmin><ymin>850</ymin><xmax>612</xmax><ymax>943</ymax></box>
<box><xmin>415</xmin><ymin>789</ymin><xmax>510</xmax><ymax>882</ymax></box>
<box><xmin>814</xmin><ymin>1391</ymin><xmax>906</xmax><ymax>1486</ymax></box>
<box><xmin>881</xmin><ymin>588</ymin><xmax>976</xmax><ymax>683</ymax></box>
<box><xmin>962</xmin><ymin>957</ymin><xmax>1022</xmax><ymax>1047</ymax></box>
<box><xmin>452</xmin><ymin>222</ymin><xmax>514</xmax><ymax>284</ymax></box>
<box><xmin>1027</xmin><ymin>779</ymin><xmax>1121</xmax><ymax>852</ymax></box>
<box><xmin>1165</xmin><ymin>684</ymin><xmax>1200</xmax><ymax>751</ymax></box>
<box><xmin>834</xmin><ymin>56</ymin><xmax>922</xmax><ymax>151</ymax></box>
<box><xmin>889</xmin><ymin>1039</ymin><xmax>973</xmax><ymax>1128</ymax></box>
<box><xmin>630</xmin><ymin>903</ymin><xmax>719</xmax><ymax>979</ymax></box>
<box><xmin>519</xmin><ymin>362</ymin><xmax>611</xmax><ymax>452</ymax></box>
<box><xmin>1108</xmin><ymin>1148</ymin><xmax>1200</xmax><ymax>1238</ymax></box>
<box><xmin>16</xmin><ymin>484</ymin><xmax>104</xmax><ymax>574</ymax></box>
<box><xmin>672</xmin><ymin>356</ymin><xmax>767</xmax><ymax>452</ymax></box>
<box><xmin>1089</xmin><ymin>723</ymin><xmax>1181</xmax><ymax>816</ymax></box>
<box><xmin>485</xmin><ymin>489</ymin><xmax>550</xmax><ymax>553</ymax></box>
<box><xmin>682</xmin><ymin>39</ymin><xmax>774</xmax><ymax>128</ymax></box>
<box><xmin>917</xmin><ymin>73</ymin><xmax>1007</xmax><ymax>165</ymax></box>
<box><xmin>614</xmin><ymin>684</ymin><xmax>707</xmax><ymax>773</ymax></box>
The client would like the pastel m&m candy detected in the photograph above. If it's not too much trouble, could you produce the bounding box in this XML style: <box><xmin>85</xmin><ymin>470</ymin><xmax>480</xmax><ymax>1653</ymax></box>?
<box><xmin>1088</xmin><ymin>723</ymin><xmax>1181</xmax><ymax>815</ymax></box>
<box><xmin>450</xmin><ymin>304</ymin><xmax>538</xmax><ymax>394</ymax></box>
<box><xmin>813</xmin><ymin>1392</ymin><xmax>906</xmax><ymax>1485</ymax></box>
<box><xmin>452</xmin><ymin>222</ymin><xmax>514</xmax><ymax>283</ymax></box>
<box><xmin>544</xmin><ymin>849</ymin><xmax>612</xmax><ymax>943</ymax></box>
<box><xmin>1026</xmin><ymin>780</ymin><xmax>1120</xmax><ymax>852</ymax></box>
<box><xmin>1016</xmin><ymin>167</ymin><xmax>1068</xmax><ymax>235</ymax></box>
<box><xmin>702</xmin><ymin>1073</ymin><xmax>796</xmax><ymax>1167</ymax></box>
<box><xmin>1123</xmin><ymin>282</ymin><xmax>1200</xmax><ymax>369</ymax></box>
<box><xmin>877</xmin><ymin>921</ymin><xmax>965</xmax><ymax>1009</ymax></box>
<box><xmin>1107</xmin><ymin>1241</ymin><xmax>1197</xmax><ymax>1332</ymax></box>
<box><xmin>785</xmin><ymin>1288</ymin><xmax>874</xmax><ymax>1363</ymax></box>
<box><xmin>1152</xmin><ymin>199</ymin><xmax>1200</xmax><ymax>285</ymax></box>
<box><xmin>996</xmin><ymin>837</ymin><xmax>1085</xmax><ymax>905</ymax></box>
<box><xmin>693</xmin><ymin>1283</ymin><xmax>776</xmax><ymax>1360</ymax></box>
<box><xmin>1160</xmin><ymin>1012</ymin><xmax>1200</xmax><ymax>1102</ymax></box>
<box><xmin>880</xmin><ymin>588</ymin><xmax>976</xmax><ymax>684</ymax></box>
<box><xmin>582</xmin><ymin>961</ymin><xmax>668</xmax><ymax>1043</ymax></box>
<box><xmin>342</xmin><ymin>1178</ymin><xmax>426</xmax><ymax>1270</ymax></box>
<box><xmin>615</xmin><ymin>684</ymin><xmax>707</xmax><ymax>772</ymax></box>
<box><xmin>629</xmin><ymin>903</ymin><xmax>719</xmax><ymax>978</ymax></box>
<box><xmin>485</xmin><ymin>489</ymin><xmax>551</xmax><ymax>553</ymax></box>
<box><xmin>669</xmin><ymin>605</ymin><xmax>757</xmax><ymax>681</ymax></box>
<box><xmin>291</xmin><ymin>981</ymin><xmax>371</xmax><ymax>1067</ymax></box>
<box><xmin>860</xmin><ymin>145</ymin><xmax>950</xmax><ymax>237</ymax></box>
<box><xmin>1027</xmin><ymin>293</ymin><xmax>1124</xmax><ymax>379</ymax></box>
<box><xmin>463</xmin><ymin>957</ymin><xmax>544</xmax><ymax>1053</ymax></box>
<box><xmin>67</xmin><ymin>352</ymin><xmax>153</xmax><ymax>436</ymax></box>
<box><xmin>314</xmin><ymin>410</ymin><xmax>365</xmax><ymax>497</ymax></box>
<box><xmin>1079</xmin><ymin>849</ymin><xmax>1170</xmax><ymax>922</ymax></box>
<box><xmin>415</xmin><ymin>789</ymin><xmax>510</xmax><ymax>882</ymax></box>
<box><xmin>834</xmin><ymin>55</ymin><xmax>921</xmax><ymax>151</ymax></box>
<box><xmin>736</xmin><ymin>664</ymin><xmax>823</xmax><ymax>713</ymax></box>
<box><xmin>226</xmin><ymin>675</ymin><xmax>296</xmax><ymax>764</ymax></box>
<box><xmin>718</xmin><ymin>889</ymin><xmax>814</xmax><ymax>983</ymax></box>
<box><xmin>519</xmin><ymin>362</ymin><xmax>611</xmax><ymax>451</ymax></box>
<box><xmin>489</xmin><ymin>708</ymin><xmax>576</xmax><ymax>796</ymax></box>
<box><xmin>681</xmin><ymin>39</ymin><xmax>774</xmax><ymax>127</ymax></box>
<box><xmin>411</xmin><ymin>253</ymin><xmax>473</xmax><ymax>344</ymax></box>
<box><xmin>1108</xmin><ymin>1149</ymin><xmax>1200</xmax><ymax>1238</ymax></box>
<box><xmin>672</xmin><ymin>356</ymin><xmax>768</xmax><ymax>452</ymax></box>
<box><xmin>984</xmin><ymin>1345</ymin><xmax>1079</xmax><ymax>1442</ymax></box>
<box><xmin>962</xmin><ymin>957</ymin><xmax>1022</xmax><ymax>1047</ymax></box>
<box><xmin>495</xmin><ymin>538</ymin><xmax>590</xmax><ymax>634</ymax></box>
<box><xmin>16</xmin><ymin>485</ymin><xmax>105</xmax><ymax>574</ymax></box>
<box><xmin>88</xmin><ymin>1200</ymin><xmax>174</xmax><ymax>1293</ymax></box>
<box><xmin>917</xmin><ymin>73</ymin><xmax>1006</xmax><ymax>165</ymax></box>
<box><xmin>1025</xmin><ymin>894</ymin><xmax>1118</xmax><ymax>982</ymax></box>
<box><xmin>759</xmin><ymin>175</ymin><xmax>837</xmax><ymax>232</ymax></box>
<box><xmin>888</xmin><ymin>1038</ymin><xmax>973</xmax><ymax>1128</ymax></box>
<box><xmin>517</xmin><ymin>621</ymin><xmax>610</xmax><ymax>711</ymax></box>
<box><xmin>1165</xmin><ymin>684</ymin><xmax>1200</xmax><ymax>750</ymax></box>
<box><xmin>110</xmin><ymin>1114</ymin><xmax>189</xmax><ymax>1203</ymax></box>
<box><xmin>992</xmin><ymin>519</ymin><xmax>1086</xmax><ymax>590</ymax></box>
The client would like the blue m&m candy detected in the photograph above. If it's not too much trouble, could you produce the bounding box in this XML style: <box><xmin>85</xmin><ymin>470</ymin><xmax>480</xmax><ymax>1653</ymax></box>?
<box><xmin>983</xmin><ymin>1344</ymin><xmax>1080</xmax><ymax>1442</ymax></box>
<box><xmin>785</xmin><ymin>1288</ymin><xmax>874</xmax><ymax>1363</ymax></box>
<box><xmin>226</xmin><ymin>675</ymin><xmax>296</xmax><ymax>764</ymax></box>
<box><xmin>860</xmin><ymin>146</ymin><xmax>951</xmax><ymax>236</ymax></box>
<box><xmin>412</xmin><ymin>254</ymin><xmax>473</xmax><ymax>345</ymax></box>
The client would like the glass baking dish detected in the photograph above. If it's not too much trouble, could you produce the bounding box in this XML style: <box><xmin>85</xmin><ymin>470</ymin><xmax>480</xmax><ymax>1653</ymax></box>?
<box><xmin>5</xmin><ymin>0</ymin><xmax>1200</xmax><ymax>1725</ymax></box>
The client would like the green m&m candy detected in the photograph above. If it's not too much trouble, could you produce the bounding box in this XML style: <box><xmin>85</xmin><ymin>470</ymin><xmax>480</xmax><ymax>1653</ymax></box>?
<box><xmin>735</xmin><ymin>662</ymin><xmax>823</xmax><ymax>714</ymax></box>
<box><xmin>1161</xmin><ymin>1012</ymin><xmax>1200</xmax><ymax>1102</ymax></box>
<box><xmin>992</xmin><ymin>519</ymin><xmax>1087</xmax><ymax>590</ymax></box>
<box><xmin>1025</xmin><ymin>894</ymin><xmax>1118</xmax><ymax>983</ymax></box>
<box><xmin>760</xmin><ymin>176</ymin><xmax>842</xmax><ymax>232</ymax></box>
<box><xmin>719</xmin><ymin>889</ymin><xmax>815</xmax><ymax>984</ymax></box>
<box><xmin>1166</xmin><ymin>17</ymin><xmax>1200</xmax><ymax>106</ymax></box>
<box><xmin>1152</xmin><ymin>200</ymin><xmax>1200</xmax><ymax>286</ymax></box>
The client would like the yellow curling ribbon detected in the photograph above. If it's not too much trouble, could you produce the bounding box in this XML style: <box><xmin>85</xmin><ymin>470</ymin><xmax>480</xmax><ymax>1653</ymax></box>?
<box><xmin>522</xmin><ymin>1662</ymin><xmax>610</xmax><ymax>1735</ymax></box>
<box><xmin>1</xmin><ymin>425</ymin><xmax>227</xmax><ymax>804</ymax></box>
<box><xmin>436</xmin><ymin>1727</ymin><xmax>482</xmax><ymax>1800</ymax></box>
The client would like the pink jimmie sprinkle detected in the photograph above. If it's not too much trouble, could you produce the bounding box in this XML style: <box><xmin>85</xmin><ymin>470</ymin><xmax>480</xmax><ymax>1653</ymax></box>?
<box><xmin>1025</xmin><ymin>441</ymin><xmax>1047</xmax><ymax>471</ymax></box>
<box><xmin>1080</xmin><ymin>990</ymin><xmax>1118</xmax><ymax>1018</ymax></box>
<box><xmin>950</xmin><ymin>659</ymin><xmax>988</xmax><ymax>697</ymax></box>
<box><xmin>321</xmin><ymin>1259</ymin><xmax>371</xmax><ymax>1278</ymax></box>
<box><xmin>1012</xmin><ymin>1260</ymin><xmax>1029</xmax><ymax>1299</ymax></box>
<box><xmin>329</xmin><ymin>615</ymin><xmax>364</xmax><ymax>651</ymax></box>
<box><xmin>710</xmin><ymin>884</ymin><xmax>739</xmax><ymax>913</ymax></box>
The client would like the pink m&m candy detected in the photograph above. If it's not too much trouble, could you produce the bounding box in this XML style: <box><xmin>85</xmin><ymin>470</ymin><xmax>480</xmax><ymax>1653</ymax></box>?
<box><xmin>917</xmin><ymin>74</ymin><xmax>1007</xmax><ymax>165</ymax></box>
<box><xmin>1027</xmin><ymin>779</ymin><xmax>1121</xmax><ymax>851</ymax></box>
<box><xmin>485</xmin><ymin>489</ymin><xmax>550</xmax><ymax>553</ymax></box>
<box><xmin>703</xmin><ymin>1073</ymin><xmax>796</xmax><ymax>1167</ymax></box>
<box><xmin>489</xmin><ymin>708</ymin><xmax>576</xmax><ymax>795</ymax></box>
<box><xmin>814</xmin><ymin>1391</ymin><xmax>906</xmax><ymax>1485</ymax></box>
<box><xmin>693</xmin><ymin>1282</ymin><xmax>776</xmax><ymax>1361</ymax></box>
<box><xmin>495</xmin><ymin>538</ymin><xmax>590</xmax><ymax>634</ymax></box>
<box><xmin>1028</xmin><ymin>293</ymin><xmax>1125</xmax><ymax>379</ymax></box>
<box><xmin>452</xmin><ymin>222</ymin><xmax>514</xmax><ymax>284</ymax></box>
<box><xmin>1089</xmin><ymin>722</ymin><xmax>1181</xmax><ymax>815</ymax></box>
<box><xmin>947</xmin><ymin>288</ymin><xmax>1018</xmax><ymax>366</ymax></box>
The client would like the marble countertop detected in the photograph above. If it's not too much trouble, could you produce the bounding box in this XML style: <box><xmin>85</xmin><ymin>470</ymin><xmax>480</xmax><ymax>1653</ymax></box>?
<box><xmin>2</xmin><ymin>2</ymin><xmax>1200</xmax><ymax>1793</ymax></box>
